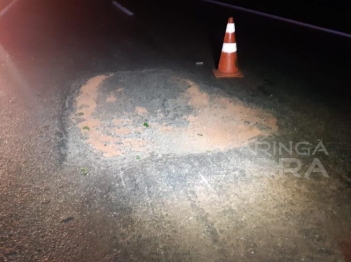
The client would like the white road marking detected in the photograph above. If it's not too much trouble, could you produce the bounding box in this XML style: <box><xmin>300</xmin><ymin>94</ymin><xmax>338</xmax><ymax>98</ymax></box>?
<box><xmin>118</xmin><ymin>171</ymin><xmax>127</xmax><ymax>189</ymax></box>
<box><xmin>199</xmin><ymin>173</ymin><xmax>214</xmax><ymax>191</ymax></box>
<box><xmin>0</xmin><ymin>0</ymin><xmax>20</xmax><ymax>18</ymax></box>
<box><xmin>203</xmin><ymin>0</ymin><xmax>351</xmax><ymax>39</ymax></box>
<box><xmin>112</xmin><ymin>1</ymin><xmax>134</xmax><ymax>16</ymax></box>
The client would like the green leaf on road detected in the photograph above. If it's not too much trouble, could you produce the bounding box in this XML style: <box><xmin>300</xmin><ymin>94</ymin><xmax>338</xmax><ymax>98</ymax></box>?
<box><xmin>143</xmin><ymin>122</ymin><xmax>149</xmax><ymax>128</ymax></box>
<box><xmin>80</xmin><ymin>167</ymin><xmax>89</xmax><ymax>175</ymax></box>
<box><xmin>82</xmin><ymin>126</ymin><xmax>90</xmax><ymax>131</ymax></box>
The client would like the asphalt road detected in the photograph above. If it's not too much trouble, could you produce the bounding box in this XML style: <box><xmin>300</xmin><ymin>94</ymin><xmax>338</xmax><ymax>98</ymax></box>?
<box><xmin>1</xmin><ymin>0</ymin><xmax>351</xmax><ymax>261</ymax></box>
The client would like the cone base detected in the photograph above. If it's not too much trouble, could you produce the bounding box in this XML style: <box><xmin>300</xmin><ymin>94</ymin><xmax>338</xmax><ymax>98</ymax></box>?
<box><xmin>213</xmin><ymin>69</ymin><xmax>243</xmax><ymax>78</ymax></box>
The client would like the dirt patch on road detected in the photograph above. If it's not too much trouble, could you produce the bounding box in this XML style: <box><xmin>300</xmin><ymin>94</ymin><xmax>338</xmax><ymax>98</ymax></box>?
<box><xmin>106</xmin><ymin>93</ymin><xmax>117</xmax><ymax>103</ymax></box>
<box><xmin>71</xmin><ymin>73</ymin><xmax>278</xmax><ymax>158</ymax></box>
<box><xmin>179</xmin><ymin>80</ymin><xmax>277</xmax><ymax>151</ymax></box>
<box><xmin>71</xmin><ymin>74</ymin><xmax>123</xmax><ymax>157</ymax></box>
<box><xmin>135</xmin><ymin>106</ymin><xmax>148</xmax><ymax>115</ymax></box>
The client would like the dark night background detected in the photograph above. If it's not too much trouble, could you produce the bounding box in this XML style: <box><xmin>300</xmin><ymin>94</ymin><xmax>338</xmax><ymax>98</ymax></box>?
<box><xmin>225</xmin><ymin>0</ymin><xmax>350</xmax><ymax>32</ymax></box>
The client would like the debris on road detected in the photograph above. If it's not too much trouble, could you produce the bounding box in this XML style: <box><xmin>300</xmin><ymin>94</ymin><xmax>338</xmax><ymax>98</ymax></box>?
<box><xmin>60</xmin><ymin>217</ymin><xmax>75</xmax><ymax>224</ymax></box>
<box><xmin>80</xmin><ymin>167</ymin><xmax>89</xmax><ymax>175</ymax></box>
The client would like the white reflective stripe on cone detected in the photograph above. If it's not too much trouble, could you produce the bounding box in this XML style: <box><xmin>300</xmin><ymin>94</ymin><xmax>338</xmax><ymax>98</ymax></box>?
<box><xmin>222</xmin><ymin>43</ymin><xmax>237</xmax><ymax>53</ymax></box>
<box><xmin>226</xmin><ymin>23</ymin><xmax>235</xmax><ymax>33</ymax></box>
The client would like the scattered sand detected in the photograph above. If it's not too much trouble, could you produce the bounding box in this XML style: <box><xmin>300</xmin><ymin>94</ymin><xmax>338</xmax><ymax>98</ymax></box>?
<box><xmin>72</xmin><ymin>75</ymin><xmax>278</xmax><ymax>158</ymax></box>
<box><xmin>115</xmin><ymin>127</ymin><xmax>131</xmax><ymax>135</ymax></box>
<box><xmin>179</xmin><ymin>80</ymin><xmax>278</xmax><ymax>151</ymax></box>
<box><xmin>112</xmin><ymin>119</ymin><xmax>122</xmax><ymax>126</ymax></box>
<box><xmin>185</xmin><ymin>81</ymin><xmax>210</xmax><ymax>107</ymax></box>
<box><xmin>135</xmin><ymin>107</ymin><xmax>148</xmax><ymax>115</ymax></box>
<box><xmin>113</xmin><ymin>119</ymin><xmax>132</xmax><ymax>126</ymax></box>
<box><xmin>106</xmin><ymin>93</ymin><xmax>117</xmax><ymax>103</ymax></box>
<box><xmin>72</xmin><ymin>74</ymin><xmax>123</xmax><ymax>157</ymax></box>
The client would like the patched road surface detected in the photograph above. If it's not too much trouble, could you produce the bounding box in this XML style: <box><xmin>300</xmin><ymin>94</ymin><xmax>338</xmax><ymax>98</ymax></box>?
<box><xmin>1</xmin><ymin>0</ymin><xmax>351</xmax><ymax>261</ymax></box>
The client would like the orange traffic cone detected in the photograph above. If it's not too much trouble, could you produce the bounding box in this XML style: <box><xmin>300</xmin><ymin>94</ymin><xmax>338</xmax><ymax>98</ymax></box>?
<box><xmin>213</xmin><ymin>17</ymin><xmax>243</xmax><ymax>78</ymax></box>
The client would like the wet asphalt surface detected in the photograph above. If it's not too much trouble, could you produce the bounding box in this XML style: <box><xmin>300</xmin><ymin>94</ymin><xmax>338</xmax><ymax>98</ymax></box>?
<box><xmin>1</xmin><ymin>0</ymin><xmax>351</xmax><ymax>261</ymax></box>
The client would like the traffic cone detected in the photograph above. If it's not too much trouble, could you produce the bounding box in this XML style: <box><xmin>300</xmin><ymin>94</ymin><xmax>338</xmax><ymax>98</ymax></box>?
<box><xmin>213</xmin><ymin>17</ymin><xmax>243</xmax><ymax>78</ymax></box>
